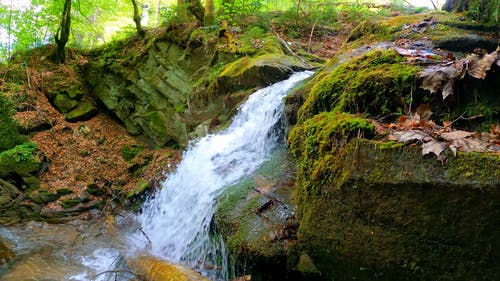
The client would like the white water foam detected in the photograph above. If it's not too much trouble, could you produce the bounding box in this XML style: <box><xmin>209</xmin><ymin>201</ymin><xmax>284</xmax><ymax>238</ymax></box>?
<box><xmin>132</xmin><ymin>71</ymin><xmax>313</xmax><ymax>279</ymax></box>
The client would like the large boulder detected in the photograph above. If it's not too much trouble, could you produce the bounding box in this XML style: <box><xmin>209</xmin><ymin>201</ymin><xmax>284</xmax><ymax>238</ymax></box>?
<box><xmin>288</xmin><ymin>112</ymin><xmax>499</xmax><ymax>280</ymax></box>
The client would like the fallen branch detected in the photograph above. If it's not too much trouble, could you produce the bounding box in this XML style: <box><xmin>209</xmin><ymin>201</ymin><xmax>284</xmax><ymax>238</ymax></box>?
<box><xmin>307</xmin><ymin>18</ymin><xmax>319</xmax><ymax>53</ymax></box>
<box><xmin>272</xmin><ymin>31</ymin><xmax>312</xmax><ymax>68</ymax></box>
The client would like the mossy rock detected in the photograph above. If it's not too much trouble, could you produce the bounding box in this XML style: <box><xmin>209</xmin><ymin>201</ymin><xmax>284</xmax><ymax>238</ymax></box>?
<box><xmin>65</xmin><ymin>102</ymin><xmax>98</xmax><ymax>122</ymax></box>
<box><xmin>60</xmin><ymin>198</ymin><xmax>82</xmax><ymax>209</ymax></box>
<box><xmin>56</xmin><ymin>188</ymin><xmax>73</xmax><ymax>196</ymax></box>
<box><xmin>0</xmin><ymin>142</ymin><xmax>44</xmax><ymax>178</ymax></box>
<box><xmin>288</xmin><ymin>113</ymin><xmax>500</xmax><ymax>280</ymax></box>
<box><xmin>215</xmin><ymin>54</ymin><xmax>309</xmax><ymax>94</ymax></box>
<box><xmin>28</xmin><ymin>189</ymin><xmax>60</xmax><ymax>204</ymax></box>
<box><xmin>53</xmin><ymin>92</ymin><xmax>79</xmax><ymax>113</ymax></box>
<box><xmin>0</xmin><ymin>178</ymin><xmax>20</xmax><ymax>206</ymax></box>
<box><xmin>297</xmin><ymin>49</ymin><xmax>421</xmax><ymax>123</ymax></box>
<box><xmin>85</xmin><ymin>183</ymin><xmax>105</xmax><ymax>196</ymax></box>
<box><xmin>216</xmin><ymin>150</ymin><xmax>299</xmax><ymax>280</ymax></box>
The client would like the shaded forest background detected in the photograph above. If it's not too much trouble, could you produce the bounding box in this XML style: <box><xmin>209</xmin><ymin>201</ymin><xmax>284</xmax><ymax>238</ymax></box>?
<box><xmin>0</xmin><ymin>0</ymin><xmax>497</xmax><ymax>64</ymax></box>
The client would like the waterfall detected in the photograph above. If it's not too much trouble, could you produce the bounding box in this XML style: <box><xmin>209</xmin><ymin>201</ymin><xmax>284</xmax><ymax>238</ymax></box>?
<box><xmin>132</xmin><ymin>71</ymin><xmax>313</xmax><ymax>279</ymax></box>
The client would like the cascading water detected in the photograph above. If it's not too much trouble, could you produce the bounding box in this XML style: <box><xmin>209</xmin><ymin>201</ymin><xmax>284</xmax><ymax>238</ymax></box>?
<box><xmin>131</xmin><ymin>71</ymin><xmax>313</xmax><ymax>280</ymax></box>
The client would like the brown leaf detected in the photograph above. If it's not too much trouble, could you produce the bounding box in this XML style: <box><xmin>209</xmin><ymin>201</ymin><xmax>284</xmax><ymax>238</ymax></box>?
<box><xmin>468</xmin><ymin>49</ymin><xmax>499</xmax><ymax>79</ymax></box>
<box><xmin>490</xmin><ymin>124</ymin><xmax>500</xmax><ymax>136</ymax></box>
<box><xmin>440</xmin><ymin>130</ymin><xmax>474</xmax><ymax>141</ymax></box>
<box><xmin>450</xmin><ymin>138</ymin><xmax>489</xmax><ymax>152</ymax></box>
<box><xmin>442</xmin><ymin>120</ymin><xmax>452</xmax><ymax>128</ymax></box>
<box><xmin>393</xmin><ymin>130</ymin><xmax>430</xmax><ymax>143</ymax></box>
<box><xmin>420</xmin><ymin>65</ymin><xmax>460</xmax><ymax>100</ymax></box>
<box><xmin>415</xmin><ymin>104</ymin><xmax>432</xmax><ymax>121</ymax></box>
<box><xmin>421</xmin><ymin>140</ymin><xmax>447</xmax><ymax>157</ymax></box>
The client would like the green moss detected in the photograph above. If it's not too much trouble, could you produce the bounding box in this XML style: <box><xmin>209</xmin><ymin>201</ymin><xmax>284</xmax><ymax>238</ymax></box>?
<box><xmin>121</xmin><ymin>145</ymin><xmax>143</xmax><ymax>162</ymax></box>
<box><xmin>127</xmin><ymin>181</ymin><xmax>150</xmax><ymax>198</ymax></box>
<box><xmin>56</xmin><ymin>188</ymin><xmax>73</xmax><ymax>196</ymax></box>
<box><xmin>0</xmin><ymin>142</ymin><xmax>42</xmax><ymax>177</ymax></box>
<box><xmin>0</xmin><ymin>93</ymin><xmax>25</xmax><ymax>151</ymax></box>
<box><xmin>60</xmin><ymin>198</ymin><xmax>82</xmax><ymax>209</ymax></box>
<box><xmin>289</xmin><ymin>135</ymin><xmax>500</xmax><ymax>280</ymax></box>
<box><xmin>289</xmin><ymin>112</ymin><xmax>374</xmax><ymax>190</ymax></box>
<box><xmin>298</xmin><ymin>49</ymin><xmax>421</xmax><ymax>122</ymax></box>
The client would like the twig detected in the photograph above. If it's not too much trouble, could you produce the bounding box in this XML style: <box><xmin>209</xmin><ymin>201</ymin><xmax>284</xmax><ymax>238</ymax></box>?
<box><xmin>401</xmin><ymin>0</ymin><xmax>414</xmax><ymax>7</ymax></box>
<box><xmin>307</xmin><ymin>18</ymin><xmax>319</xmax><ymax>53</ymax></box>
<box><xmin>449</xmin><ymin>112</ymin><xmax>484</xmax><ymax>126</ymax></box>
<box><xmin>429</xmin><ymin>0</ymin><xmax>437</xmax><ymax>10</ymax></box>
<box><xmin>272</xmin><ymin>31</ymin><xmax>312</xmax><ymax>68</ymax></box>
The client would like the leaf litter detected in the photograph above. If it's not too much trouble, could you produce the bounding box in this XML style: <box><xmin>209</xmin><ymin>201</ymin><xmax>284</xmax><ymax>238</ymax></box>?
<box><xmin>383</xmin><ymin>40</ymin><xmax>500</xmax><ymax>161</ymax></box>
<box><xmin>376</xmin><ymin>113</ymin><xmax>500</xmax><ymax>162</ymax></box>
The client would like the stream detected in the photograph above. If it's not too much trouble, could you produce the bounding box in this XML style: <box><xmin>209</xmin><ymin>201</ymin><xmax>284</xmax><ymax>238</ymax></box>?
<box><xmin>0</xmin><ymin>71</ymin><xmax>313</xmax><ymax>281</ymax></box>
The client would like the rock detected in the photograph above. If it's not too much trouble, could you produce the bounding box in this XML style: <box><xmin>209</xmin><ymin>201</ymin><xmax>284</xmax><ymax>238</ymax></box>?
<box><xmin>127</xmin><ymin>255</ymin><xmax>210</xmax><ymax>281</ymax></box>
<box><xmin>64</xmin><ymin>102</ymin><xmax>98</xmax><ymax>122</ymax></box>
<box><xmin>215</xmin><ymin>54</ymin><xmax>308</xmax><ymax>94</ymax></box>
<box><xmin>53</xmin><ymin>92</ymin><xmax>79</xmax><ymax>113</ymax></box>
<box><xmin>288</xmin><ymin>121</ymin><xmax>500</xmax><ymax>280</ymax></box>
<box><xmin>0</xmin><ymin>238</ymin><xmax>14</xmax><ymax>265</ymax></box>
<box><xmin>56</xmin><ymin>188</ymin><xmax>73</xmax><ymax>196</ymax></box>
<box><xmin>434</xmin><ymin>34</ymin><xmax>498</xmax><ymax>52</ymax></box>
<box><xmin>0</xmin><ymin>142</ymin><xmax>45</xmax><ymax>178</ymax></box>
<box><xmin>0</xmin><ymin>179</ymin><xmax>19</xmax><ymax>206</ymax></box>
<box><xmin>28</xmin><ymin>189</ymin><xmax>60</xmax><ymax>204</ymax></box>
<box><xmin>60</xmin><ymin>198</ymin><xmax>82</xmax><ymax>209</ymax></box>
<box><xmin>85</xmin><ymin>183</ymin><xmax>105</xmax><ymax>196</ymax></box>
<box><xmin>216</xmin><ymin>150</ymin><xmax>298</xmax><ymax>279</ymax></box>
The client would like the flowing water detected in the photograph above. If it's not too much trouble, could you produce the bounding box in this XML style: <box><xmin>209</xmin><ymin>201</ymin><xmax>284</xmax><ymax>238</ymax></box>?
<box><xmin>132</xmin><ymin>71</ymin><xmax>313</xmax><ymax>279</ymax></box>
<box><xmin>0</xmin><ymin>71</ymin><xmax>313</xmax><ymax>281</ymax></box>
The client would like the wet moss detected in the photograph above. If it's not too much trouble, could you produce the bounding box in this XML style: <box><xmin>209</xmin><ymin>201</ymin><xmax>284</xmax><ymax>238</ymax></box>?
<box><xmin>297</xmin><ymin>49</ymin><xmax>421</xmax><ymax>122</ymax></box>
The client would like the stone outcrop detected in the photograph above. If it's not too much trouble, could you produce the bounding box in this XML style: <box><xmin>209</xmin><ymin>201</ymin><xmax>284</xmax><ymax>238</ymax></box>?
<box><xmin>87</xmin><ymin>37</ymin><xmax>307</xmax><ymax>148</ymax></box>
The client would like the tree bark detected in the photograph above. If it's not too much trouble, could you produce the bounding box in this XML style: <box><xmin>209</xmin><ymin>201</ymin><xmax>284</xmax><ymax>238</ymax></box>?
<box><xmin>54</xmin><ymin>0</ymin><xmax>72</xmax><ymax>64</ymax></box>
<box><xmin>177</xmin><ymin>0</ymin><xmax>204</xmax><ymax>23</ymax></box>
<box><xmin>131</xmin><ymin>0</ymin><xmax>145</xmax><ymax>37</ymax></box>
<box><xmin>204</xmin><ymin>0</ymin><xmax>215</xmax><ymax>25</ymax></box>
<box><xmin>442</xmin><ymin>0</ymin><xmax>469</xmax><ymax>12</ymax></box>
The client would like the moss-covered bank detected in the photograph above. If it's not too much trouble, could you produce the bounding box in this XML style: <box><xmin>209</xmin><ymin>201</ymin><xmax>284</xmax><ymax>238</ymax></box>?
<box><xmin>287</xmin><ymin>113</ymin><xmax>499</xmax><ymax>280</ymax></box>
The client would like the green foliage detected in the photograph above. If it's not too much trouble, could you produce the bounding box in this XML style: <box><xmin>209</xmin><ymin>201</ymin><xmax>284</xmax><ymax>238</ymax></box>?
<box><xmin>467</xmin><ymin>0</ymin><xmax>500</xmax><ymax>25</ymax></box>
<box><xmin>0</xmin><ymin>93</ymin><xmax>25</xmax><ymax>151</ymax></box>
<box><xmin>216</xmin><ymin>0</ymin><xmax>263</xmax><ymax>25</ymax></box>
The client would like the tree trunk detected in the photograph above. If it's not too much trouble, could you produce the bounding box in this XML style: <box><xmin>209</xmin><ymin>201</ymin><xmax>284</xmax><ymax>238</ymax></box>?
<box><xmin>187</xmin><ymin>0</ymin><xmax>204</xmax><ymax>23</ymax></box>
<box><xmin>442</xmin><ymin>0</ymin><xmax>469</xmax><ymax>12</ymax></box>
<box><xmin>131</xmin><ymin>0</ymin><xmax>145</xmax><ymax>37</ymax></box>
<box><xmin>54</xmin><ymin>0</ymin><xmax>72</xmax><ymax>64</ymax></box>
<box><xmin>177</xmin><ymin>0</ymin><xmax>204</xmax><ymax>23</ymax></box>
<box><xmin>204</xmin><ymin>0</ymin><xmax>215</xmax><ymax>25</ymax></box>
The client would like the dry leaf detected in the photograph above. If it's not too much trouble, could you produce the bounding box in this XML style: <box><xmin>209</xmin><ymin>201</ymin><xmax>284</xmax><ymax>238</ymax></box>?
<box><xmin>422</xmin><ymin>140</ymin><xmax>447</xmax><ymax>157</ymax></box>
<box><xmin>420</xmin><ymin>65</ymin><xmax>459</xmax><ymax>100</ymax></box>
<box><xmin>450</xmin><ymin>138</ymin><xmax>488</xmax><ymax>152</ymax></box>
<box><xmin>442</xmin><ymin>121</ymin><xmax>452</xmax><ymax>128</ymax></box>
<box><xmin>393</xmin><ymin>130</ymin><xmax>429</xmax><ymax>143</ymax></box>
<box><xmin>415</xmin><ymin>104</ymin><xmax>432</xmax><ymax>121</ymax></box>
<box><xmin>468</xmin><ymin>48</ymin><xmax>499</xmax><ymax>79</ymax></box>
<box><xmin>440</xmin><ymin>130</ymin><xmax>475</xmax><ymax>141</ymax></box>
<box><xmin>490</xmin><ymin>124</ymin><xmax>500</xmax><ymax>136</ymax></box>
